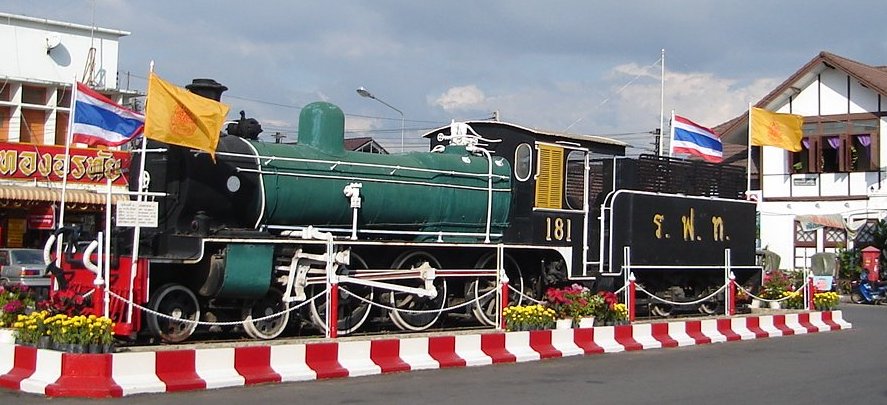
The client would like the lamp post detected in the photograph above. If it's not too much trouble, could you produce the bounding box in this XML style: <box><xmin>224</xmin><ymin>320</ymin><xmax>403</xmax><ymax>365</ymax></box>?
<box><xmin>356</xmin><ymin>86</ymin><xmax>404</xmax><ymax>152</ymax></box>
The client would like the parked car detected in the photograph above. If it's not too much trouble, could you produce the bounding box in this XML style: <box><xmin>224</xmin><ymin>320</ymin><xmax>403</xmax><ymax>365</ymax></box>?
<box><xmin>0</xmin><ymin>248</ymin><xmax>49</xmax><ymax>292</ymax></box>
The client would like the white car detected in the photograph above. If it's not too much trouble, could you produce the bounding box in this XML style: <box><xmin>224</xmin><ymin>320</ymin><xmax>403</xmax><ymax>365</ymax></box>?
<box><xmin>0</xmin><ymin>248</ymin><xmax>49</xmax><ymax>290</ymax></box>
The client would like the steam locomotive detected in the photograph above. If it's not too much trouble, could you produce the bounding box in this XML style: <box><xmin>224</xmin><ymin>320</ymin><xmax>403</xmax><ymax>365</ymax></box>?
<box><xmin>55</xmin><ymin>79</ymin><xmax>758</xmax><ymax>343</ymax></box>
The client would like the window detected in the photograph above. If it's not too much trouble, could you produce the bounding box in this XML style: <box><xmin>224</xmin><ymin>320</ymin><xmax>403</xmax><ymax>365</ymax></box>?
<box><xmin>55</xmin><ymin>112</ymin><xmax>69</xmax><ymax>145</ymax></box>
<box><xmin>534</xmin><ymin>144</ymin><xmax>564</xmax><ymax>209</ymax></box>
<box><xmin>824</xmin><ymin>226</ymin><xmax>846</xmax><ymax>249</ymax></box>
<box><xmin>564</xmin><ymin>150</ymin><xmax>586</xmax><ymax>210</ymax></box>
<box><xmin>20</xmin><ymin>109</ymin><xmax>46</xmax><ymax>144</ymax></box>
<box><xmin>0</xmin><ymin>106</ymin><xmax>10</xmax><ymax>141</ymax></box>
<box><xmin>794</xmin><ymin>221</ymin><xmax>815</xmax><ymax>247</ymax></box>
<box><xmin>21</xmin><ymin>85</ymin><xmax>47</xmax><ymax>105</ymax></box>
<box><xmin>57</xmin><ymin>88</ymin><xmax>71</xmax><ymax>108</ymax></box>
<box><xmin>854</xmin><ymin>219</ymin><xmax>879</xmax><ymax>248</ymax></box>
<box><xmin>791</xmin><ymin>118</ymin><xmax>878</xmax><ymax>173</ymax></box>
<box><xmin>514</xmin><ymin>143</ymin><xmax>532</xmax><ymax>181</ymax></box>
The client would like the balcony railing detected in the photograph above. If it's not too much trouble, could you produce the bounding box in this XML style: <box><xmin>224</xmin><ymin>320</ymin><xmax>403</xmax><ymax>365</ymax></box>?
<box><xmin>760</xmin><ymin>170</ymin><xmax>886</xmax><ymax>199</ymax></box>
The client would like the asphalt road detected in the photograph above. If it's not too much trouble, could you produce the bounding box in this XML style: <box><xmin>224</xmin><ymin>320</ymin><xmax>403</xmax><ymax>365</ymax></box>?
<box><xmin>3</xmin><ymin>305</ymin><xmax>885</xmax><ymax>404</ymax></box>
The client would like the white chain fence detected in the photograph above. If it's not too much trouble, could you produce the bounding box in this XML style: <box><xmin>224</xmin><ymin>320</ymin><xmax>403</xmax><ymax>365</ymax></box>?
<box><xmin>106</xmin><ymin>282</ymin><xmax>501</xmax><ymax>326</ymax></box>
<box><xmin>339</xmin><ymin>285</ymin><xmax>498</xmax><ymax>314</ymax></box>
<box><xmin>106</xmin><ymin>289</ymin><xmax>321</xmax><ymax>327</ymax></box>
<box><xmin>736</xmin><ymin>283</ymin><xmax>799</xmax><ymax>303</ymax></box>
<box><xmin>635</xmin><ymin>283</ymin><xmax>727</xmax><ymax>306</ymax></box>
<box><xmin>507</xmin><ymin>284</ymin><xmax>544</xmax><ymax>304</ymax></box>
<box><xmin>506</xmin><ymin>283</ymin><xmax>626</xmax><ymax>305</ymax></box>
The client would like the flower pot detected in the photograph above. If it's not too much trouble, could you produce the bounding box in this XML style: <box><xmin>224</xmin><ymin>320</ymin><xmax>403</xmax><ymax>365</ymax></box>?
<box><xmin>68</xmin><ymin>343</ymin><xmax>87</xmax><ymax>353</ymax></box>
<box><xmin>0</xmin><ymin>328</ymin><xmax>14</xmax><ymax>345</ymax></box>
<box><xmin>102</xmin><ymin>343</ymin><xmax>115</xmax><ymax>353</ymax></box>
<box><xmin>750</xmin><ymin>299</ymin><xmax>763</xmax><ymax>309</ymax></box>
<box><xmin>88</xmin><ymin>343</ymin><xmax>102</xmax><ymax>354</ymax></box>
<box><xmin>555</xmin><ymin>319</ymin><xmax>573</xmax><ymax>329</ymax></box>
<box><xmin>36</xmin><ymin>336</ymin><xmax>51</xmax><ymax>350</ymax></box>
<box><xmin>768</xmin><ymin>301</ymin><xmax>781</xmax><ymax>309</ymax></box>
<box><xmin>578</xmin><ymin>316</ymin><xmax>596</xmax><ymax>328</ymax></box>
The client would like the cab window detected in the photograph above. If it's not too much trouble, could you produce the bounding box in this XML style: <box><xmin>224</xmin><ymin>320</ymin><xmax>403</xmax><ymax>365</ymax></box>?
<box><xmin>514</xmin><ymin>143</ymin><xmax>532</xmax><ymax>181</ymax></box>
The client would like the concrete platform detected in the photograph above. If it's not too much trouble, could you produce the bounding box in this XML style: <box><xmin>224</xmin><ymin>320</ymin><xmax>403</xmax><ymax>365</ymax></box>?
<box><xmin>0</xmin><ymin>310</ymin><xmax>852</xmax><ymax>398</ymax></box>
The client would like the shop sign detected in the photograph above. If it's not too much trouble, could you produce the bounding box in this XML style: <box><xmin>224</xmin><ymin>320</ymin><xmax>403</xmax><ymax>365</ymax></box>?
<box><xmin>0</xmin><ymin>142</ymin><xmax>131</xmax><ymax>186</ymax></box>
<box><xmin>27</xmin><ymin>206</ymin><xmax>56</xmax><ymax>230</ymax></box>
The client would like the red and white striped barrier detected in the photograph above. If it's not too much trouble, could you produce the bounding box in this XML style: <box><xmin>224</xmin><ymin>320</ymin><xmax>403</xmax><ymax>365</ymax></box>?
<box><xmin>0</xmin><ymin>310</ymin><xmax>852</xmax><ymax>398</ymax></box>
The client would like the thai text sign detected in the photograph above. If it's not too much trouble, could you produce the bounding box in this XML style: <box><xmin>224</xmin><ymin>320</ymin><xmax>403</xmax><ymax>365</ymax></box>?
<box><xmin>116</xmin><ymin>201</ymin><xmax>158</xmax><ymax>228</ymax></box>
<box><xmin>0</xmin><ymin>142</ymin><xmax>131</xmax><ymax>186</ymax></box>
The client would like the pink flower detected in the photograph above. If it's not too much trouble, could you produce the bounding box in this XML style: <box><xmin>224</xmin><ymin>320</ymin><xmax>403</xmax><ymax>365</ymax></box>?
<box><xmin>3</xmin><ymin>300</ymin><xmax>22</xmax><ymax>313</ymax></box>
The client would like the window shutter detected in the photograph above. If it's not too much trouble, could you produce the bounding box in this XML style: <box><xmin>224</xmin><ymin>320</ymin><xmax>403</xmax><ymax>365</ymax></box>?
<box><xmin>534</xmin><ymin>144</ymin><xmax>564</xmax><ymax>209</ymax></box>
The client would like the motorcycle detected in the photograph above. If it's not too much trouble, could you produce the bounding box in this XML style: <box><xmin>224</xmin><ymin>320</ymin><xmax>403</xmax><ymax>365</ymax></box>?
<box><xmin>850</xmin><ymin>270</ymin><xmax>887</xmax><ymax>304</ymax></box>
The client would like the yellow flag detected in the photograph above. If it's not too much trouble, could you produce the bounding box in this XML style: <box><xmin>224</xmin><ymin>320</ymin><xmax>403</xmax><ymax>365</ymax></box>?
<box><xmin>750</xmin><ymin>107</ymin><xmax>804</xmax><ymax>152</ymax></box>
<box><xmin>145</xmin><ymin>72</ymin><xmax>230</xmax><ymax>157</ymax></box>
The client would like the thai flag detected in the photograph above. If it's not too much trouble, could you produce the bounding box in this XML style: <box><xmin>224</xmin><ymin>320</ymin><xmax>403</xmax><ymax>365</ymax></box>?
<box><xmin>71</xmin><ymin>82</ymin><xmax>145</xmax><ymax>146</ymax></box>
<box><xmin>671</xmin><ymin>115</ymin><xmax>723</xmax><ymax>163</ymax></box>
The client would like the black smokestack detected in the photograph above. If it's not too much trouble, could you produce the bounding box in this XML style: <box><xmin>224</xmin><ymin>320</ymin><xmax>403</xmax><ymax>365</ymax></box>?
<box><xmin>185</xmin><ymin>79</ymin><xmax>228</xmax><ymax>101</ymax></box>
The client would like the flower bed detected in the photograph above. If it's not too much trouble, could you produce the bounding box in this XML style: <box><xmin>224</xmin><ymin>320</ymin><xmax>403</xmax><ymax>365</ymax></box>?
<box><xmin>545</xmin><ymin>284</ymin><xmax>603</xmax><ymax>325</ymax></box>
<box><xmin>814</xmin><ymin>291</ymin><xmax>839</xmax><ymax>310</ymax></box>
<box><xmin>0</xmin><ymin>281</ymin><xmax>116</xmax><ymax>353</ymax></box>
<box><xmin>502</xmin><ymin>304</ymin><xmax>556</xmax><ymax>331</ymax></box>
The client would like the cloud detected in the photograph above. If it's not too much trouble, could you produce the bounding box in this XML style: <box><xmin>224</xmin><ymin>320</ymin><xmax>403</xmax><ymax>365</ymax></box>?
<box><xmin>432</xmin><ymin>85</ymin><xmax>487</xmax><ymax>111</ymax></box>
<box><xmin>610</xmin><ymin>62</ymin><xmax>782</xmax><ymax>129</ymax></box>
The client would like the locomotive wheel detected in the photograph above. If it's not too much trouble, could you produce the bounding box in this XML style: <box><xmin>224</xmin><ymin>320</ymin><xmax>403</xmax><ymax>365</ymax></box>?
<box><xmin>146</xmin><ymin>283</ymin><xmax>200</xmax><ymax>343</ymax></box>
<box><xmin>388</xmin><ymin>251</ymin><xmax>448</xmax><ymax>331</ymax></box>
<box><xmin>697</xmin><ymin>301</ymin><xmax>719</xmax><ymax>315</ymax></box>
<box><xmin>650</xmin><ymin>303</ymin><xmax>673</xmax><ymax>317</ymax></box>
<box><xmin>308</xmin><ymin>253</ymin><xmax>374</xmax><ymax>336</ymax></box>
<box><xmin>467</xmin><ymin>253</ymin><xmax>524</xmax><ymax>326</ymax></box>
<box><xmin>242</xmin><ymin>287</ymin><xmax>290</xmax><ymax>340</ymax></box>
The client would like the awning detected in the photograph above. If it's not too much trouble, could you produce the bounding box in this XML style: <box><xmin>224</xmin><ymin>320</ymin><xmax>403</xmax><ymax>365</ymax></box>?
<box><xmin>796</xmin><ymin>214</ymin><xmax>845</xmax><ymax>231</ymax></box>
<box><xmin>0</xmin><ymin>185</ymin><xmax>129</xmax><ymax>205</ymax></box>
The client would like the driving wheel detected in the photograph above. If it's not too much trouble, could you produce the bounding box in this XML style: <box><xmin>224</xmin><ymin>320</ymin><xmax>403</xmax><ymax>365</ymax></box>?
<box><xmin>308</xmin><ymin>253</ymin><xmax>374</xmax><ymax>336</ymax></box>
<box><xmin>388</xmin><ymin>251</ymin><xmax>448</xmax><ymax>331</ymax></box>
<box><xmin>146</xmin><ymin>283</ymin><xmax>200</xmax><ymax>343</ymax></box>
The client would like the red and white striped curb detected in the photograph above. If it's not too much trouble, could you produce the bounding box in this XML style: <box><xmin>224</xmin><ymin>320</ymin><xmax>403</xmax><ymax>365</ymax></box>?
<box><xmin>0</xmin><ymin>310</ymin><xmax>852</xmax><ymax>398</ymax></box>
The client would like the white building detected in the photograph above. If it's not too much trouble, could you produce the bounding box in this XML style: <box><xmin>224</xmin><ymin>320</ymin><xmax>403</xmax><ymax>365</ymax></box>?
<box><xmin>0</xmin><ymin>12</ymin><xmax>132</xmax><ymax>144</ymax></box>
<box><xmin>0</xmin><ymin>13</ymin><xmax>134</xmax><ymax>247</ymax></box>
<box><xmin>719</xmin><ymin>51</ymin><xmax>887</xmax><ymax>270</ymax></box>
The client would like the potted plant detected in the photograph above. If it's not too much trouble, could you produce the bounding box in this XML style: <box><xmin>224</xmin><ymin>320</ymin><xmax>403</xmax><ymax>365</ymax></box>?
<box><xmin>761</xmin><ymin>270</ymin><xmax>791</xmax><ymax>307</ymax></box>
<box><xmin>544</xmin><ymin>284</ymin><xmax>603</xmax><ymax>328</ymax></box>
<box><xmin>0</xmin><ymin>283</ymin><xmax>36</xmax><ymax>343</ymax></box>
<box><xmin>781</xmin><ymin>290</ymin><xmax>804</xmax><ymax>309</ymax></box>
<box><xmin>11</xmin><ymin>310</ymin><xmax>51</xmax><ymax>347</ymax></box>
<box><xmin>610</xmin><ymin>303</ymin><xmax>629</xmax><ymax>324</ymax></box>
<box><xmin>503</xmin><ymin>304</ymin><xmax>556</xmax><ymax>331</ymax></box>
<box><xmin>814</xmin><ymin>291</ymin><xmax>840</xmax><ymax>310</ymax></box>
<box><xmin>594</xmin><ymin>291</ymin><xmax>621</xmax><ymax>325</ymax></box>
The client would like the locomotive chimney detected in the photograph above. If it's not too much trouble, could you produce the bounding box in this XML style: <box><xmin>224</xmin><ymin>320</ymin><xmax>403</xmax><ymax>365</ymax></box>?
<box><xmin>185</xmin><ymin>78</ymin><xmax>228</xmax><ymax>101</ymax></box>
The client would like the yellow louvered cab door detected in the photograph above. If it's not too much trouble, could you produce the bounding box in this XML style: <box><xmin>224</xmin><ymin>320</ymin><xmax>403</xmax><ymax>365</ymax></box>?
<box><xmin>534</xmin><ymin>144</ymin><xmax>564</xmax><ymax>209</ymax></box>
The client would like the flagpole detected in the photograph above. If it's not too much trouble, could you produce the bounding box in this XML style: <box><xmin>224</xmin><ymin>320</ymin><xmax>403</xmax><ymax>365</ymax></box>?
<box><xmin>58</xmin><ymin>80</ymin><xmax>77</xmax><ymax>230</ymax></box>
<box><xmin>659</xmin><ymin>48</ymin><xmax>665</xmax><ymax>156</ymax></box>
<box><xmin>668</xmin><ymin>110</ymin><xmax>675</xmax><ymax>157</ymax></box>
<box><xmin>54</xmin><ymin>79</ymin><xmax>78</xmax><ymax>276</ymax></box>
<box><xmin>746</xmin><ymin>103</ymin><xmax>753</xmax><ymax>193</ymax></box>
<box><xmin>126</xmin><ymin>61</ymin><xmax>154</xmax><ymax>323</ymax></box>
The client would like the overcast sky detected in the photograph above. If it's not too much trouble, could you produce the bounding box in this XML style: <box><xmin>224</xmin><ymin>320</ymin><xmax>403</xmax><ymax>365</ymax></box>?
<box><xmin>3</xmin><ymin>0</ymin><xmax>886</xmax><ymax>153</ymax></box>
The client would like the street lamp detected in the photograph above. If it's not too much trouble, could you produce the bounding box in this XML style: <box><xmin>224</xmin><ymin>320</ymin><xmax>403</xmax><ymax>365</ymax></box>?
<box><xmin>356</xmin><ymin>86</ymin><xmax>404</xmax><ymax>152</ymax></box>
